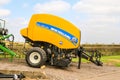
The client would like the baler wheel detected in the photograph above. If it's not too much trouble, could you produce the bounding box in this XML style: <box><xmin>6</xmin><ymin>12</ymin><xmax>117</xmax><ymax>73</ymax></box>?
<box><xmin>25</xmin><ymin>47</ymin><xmax>47</xmax><ymax>68</ymax></box>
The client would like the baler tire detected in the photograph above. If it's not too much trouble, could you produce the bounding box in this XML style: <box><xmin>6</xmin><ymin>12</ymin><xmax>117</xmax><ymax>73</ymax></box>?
<box><xmin>25</xmin><ymin>47</ymin><xmax>47</xmax><ymax>68</ymax></box>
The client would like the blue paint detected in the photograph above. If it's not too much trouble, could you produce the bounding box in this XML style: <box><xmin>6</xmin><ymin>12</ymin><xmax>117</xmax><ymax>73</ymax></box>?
<box><xmin>36</xmin><ymin>22</ymin><xmax>78</xmax><ymax>45</ymax></box>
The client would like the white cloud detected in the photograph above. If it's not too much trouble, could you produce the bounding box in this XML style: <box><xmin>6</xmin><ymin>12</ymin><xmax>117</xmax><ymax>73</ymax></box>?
<box><xmin>34</xmin><ymin>0</ymin><xmax>71</xmax><ymax>13</ymax></box>
<box><xmin>73</xmin><ymin>0</ymin><xmax>120</xmax><ymax>44</ymax></box>
<box><xmin>6</xmin><ymin>18</ymin><xmax>28</xmax><ymax>42</ymax></box>
<box><xmin>0</xmin><ymin>9</ymin><xmax>11</xmax><ymax>17</ymax></box>
<box><xmin>6</xmin><ymin>18</ymin><xmax>28</xmax><ymax>27</ymax></box>
<box><xmin>0</xmin><ymin>0</ymin><xmax>11</xmax><ymax>6</ymax></box>
<box><xmin>73</xmin><ymin>0</ymin><xmax>120</xmax><ymax>15</ymax></box>
<box><xmin>0</xmin><ymin>0</ymin><xmax>11</xmax><ymax>17</ymax></box>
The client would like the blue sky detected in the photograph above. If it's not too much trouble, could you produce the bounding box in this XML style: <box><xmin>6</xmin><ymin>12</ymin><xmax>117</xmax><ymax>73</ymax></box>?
<box><xmin>0</xmin><ymin>0</ymin><xmax>120</xmax><ymax>44</ymax></box>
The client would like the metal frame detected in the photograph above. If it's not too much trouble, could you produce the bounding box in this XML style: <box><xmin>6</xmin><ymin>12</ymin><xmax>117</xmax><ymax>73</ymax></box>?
<box><xmin>0</xmin><ymin>19</ymin><xmax>5</xmax><ymax>28</ymax></box>
<box><xmin>0</xmin><ymin>73</ymin><xmax>25</xmax><ymax>80</ymax></box>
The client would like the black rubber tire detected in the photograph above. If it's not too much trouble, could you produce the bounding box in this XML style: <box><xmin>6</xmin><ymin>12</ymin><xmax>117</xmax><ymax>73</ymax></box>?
<box><xmin>0</xmin><ymin>28</ymin><xmax>5</xmax><ymax>35</ymax></box>
<box><xmin>25</xmin><ymin>47</ymin><xmax>47</xmax><ymax>68</ymax></box>
<box><xmin>4</xmin><ymin>29</ymin><xmax>8</xmax><ymax>35</ymax></box>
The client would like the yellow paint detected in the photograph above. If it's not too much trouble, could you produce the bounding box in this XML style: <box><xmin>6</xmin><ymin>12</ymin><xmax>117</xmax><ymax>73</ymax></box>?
<box><xmin>20</xmin><ymin>14</ymin><xmax>81</xmax><ymax>49</ymax></box>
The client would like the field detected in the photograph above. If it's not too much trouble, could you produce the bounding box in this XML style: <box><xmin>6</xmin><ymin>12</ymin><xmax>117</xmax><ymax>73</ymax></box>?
<box><xmin>82</xmin><ymin>44</ymin><xmax>120</xmax><ymax>56</ymax></box>
<box><xmin>74</xmin><ymin>44</ymin><xmax>120</xmax><ymax>67</ymax></box>
<box><xmin>1</xmin><ymin>43</ymin><xmax>120</xmax><ymax>67</ymax></box>
<box><xmin>0</xmin><ymin>43</ymin><xmax>120</xmax><ymax>80</ymax></box>
<box><xmin>3</xmin><ymin>43</ymin><xmax>120</xmax><ymax>65</ymax></box>
<box><xmin>72</xmin><ymin>55</ymin><xmax>120</xmax><ymax>67</ymax></box>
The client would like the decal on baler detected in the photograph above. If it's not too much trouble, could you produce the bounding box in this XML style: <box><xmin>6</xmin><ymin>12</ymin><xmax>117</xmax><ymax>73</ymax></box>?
<box><xmin>36</xmin><ymin>22</ymin><xmax>78</xmax><ymax>45</ymax></box>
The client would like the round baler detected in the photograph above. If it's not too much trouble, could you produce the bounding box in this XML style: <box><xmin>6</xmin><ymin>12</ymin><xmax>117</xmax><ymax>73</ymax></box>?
<box><xmin>20</xmin><ymin>14</ymin><xmax>81</xmax><ymax>68</ymax></box>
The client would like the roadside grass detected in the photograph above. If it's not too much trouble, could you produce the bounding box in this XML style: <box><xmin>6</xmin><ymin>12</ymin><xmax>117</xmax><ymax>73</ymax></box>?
<box><xmin>72</xmin><ymin>55</ymin><xmax>120</xmax><ymax>67</ymax></box>
<box><xmin>115</xmin><ymin>63</ymin><xmax>120</xmax><ymax>67</ymax></box>
<box><xmin>1</xmin><ymin>54</ymin><xmax>120</xmax><ymax>67</ymax></box>
<box><xmin>72</xmin><ymin>58</ymin><xmax>89</xmax><ymax>63</ymax></box>
<box><xmin>102</xmin><ymin>55</ymin><xmax>120</xmax><ymax>67</ymax></box>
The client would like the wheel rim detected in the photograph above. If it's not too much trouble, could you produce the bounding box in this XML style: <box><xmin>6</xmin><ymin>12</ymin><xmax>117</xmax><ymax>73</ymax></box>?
<box><xmin>29</xmin><ymin>52</ymin><xmax>41</xmax><ymax>64</ymax></box>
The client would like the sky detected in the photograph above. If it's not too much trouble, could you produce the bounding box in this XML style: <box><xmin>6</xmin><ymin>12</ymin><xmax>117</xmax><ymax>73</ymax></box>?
<box><xmin>0</xmin><ymin>0</ymin><xmax>120</xmax><ymax>44</ymax></box>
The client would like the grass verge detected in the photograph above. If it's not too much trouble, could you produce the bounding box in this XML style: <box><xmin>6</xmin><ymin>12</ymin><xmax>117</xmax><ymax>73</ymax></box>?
<box><xmin>72</xmin><ymin>55</ymin><xmax>120</xmax><ymax>67</ymax></box>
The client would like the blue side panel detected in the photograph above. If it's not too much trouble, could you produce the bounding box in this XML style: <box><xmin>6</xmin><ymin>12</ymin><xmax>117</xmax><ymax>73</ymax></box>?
<box><xmin>36</xmin><ymin>22</ymin><xmax>78</xmax><ymax>45</ymax></box>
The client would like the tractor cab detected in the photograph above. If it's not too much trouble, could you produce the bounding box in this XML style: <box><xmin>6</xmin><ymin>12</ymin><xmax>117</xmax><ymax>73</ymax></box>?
<box><xmin>0</xmin><ymin>19</ymin><xmax>16</xmax><ymax>59</ymax></box>
<box><xmin>0</xmin><ymin>19</ymin><xmax>8</xmax><ymax>36</ymax></box>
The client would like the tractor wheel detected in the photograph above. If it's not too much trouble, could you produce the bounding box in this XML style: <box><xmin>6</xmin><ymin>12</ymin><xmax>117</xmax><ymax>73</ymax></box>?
<box><xmin>0</xmin><ymin>28</ymin><xmax>5</xmax><ymax>35</ymax></box>
<box><xmin>4</xmin><ymin>29</ymin><xmax>8</xmax><ymax>35</ymax></box>
<box><xmin>25</xmin><ymin>47</ymin><xmax>47</xmax><ymax>68</ymax></box>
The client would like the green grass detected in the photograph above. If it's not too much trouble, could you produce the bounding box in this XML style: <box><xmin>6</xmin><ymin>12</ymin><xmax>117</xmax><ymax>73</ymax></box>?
<box><xmin>115</xmin><ymin>63</ymin><xmax>120</xmax><ymax>67</ymax></box>
<box><xmin>101</xmin><ymin>55</ymin><xmax>120</xmax><ymax>62</ymax></box>
<box><xmin>72</xmin><ymin>55</ymin><xmax>120</xmax><ymax>67</ymax></box>
<box><xmin>72</xmin><ymin>58</ymin><xmax>89</xmax><ymax>63</ymax></box>
<box><xmin>101</xmin><ymin>55</ymin><xmax>120</xmax><ymax>67</ymax></box>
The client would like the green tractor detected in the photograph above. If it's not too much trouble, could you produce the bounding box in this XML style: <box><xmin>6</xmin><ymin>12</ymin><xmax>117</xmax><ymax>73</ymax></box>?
<box><xmin>0</xmin><ymin>19</ymin><xmax>16</xmax><ymax>60</ymax></box>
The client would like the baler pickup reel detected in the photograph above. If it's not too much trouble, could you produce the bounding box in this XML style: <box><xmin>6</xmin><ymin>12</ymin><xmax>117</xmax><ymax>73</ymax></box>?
<box><xmin>77</xmin><ymin>47</ymin><xmax>103</xmax><ymax>69</ymax></box>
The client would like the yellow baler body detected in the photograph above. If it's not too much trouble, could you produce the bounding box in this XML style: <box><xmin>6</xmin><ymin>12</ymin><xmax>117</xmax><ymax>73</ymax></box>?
<box><xmin>20</xmin><ymin>14</ymin><xmax>81</xmax><ymax>49</ymax></box>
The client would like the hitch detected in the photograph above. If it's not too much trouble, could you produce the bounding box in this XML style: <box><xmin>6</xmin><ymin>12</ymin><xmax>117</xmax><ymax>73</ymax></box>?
<box><xmin>0</xmin><ymin>73</ymin><xmax>25</xmax><ymax>80</ymax></box>
<box><xmin>77</xmin><ymin>47</ymin><xmax>103</xmax><ymax>69</ymax></box>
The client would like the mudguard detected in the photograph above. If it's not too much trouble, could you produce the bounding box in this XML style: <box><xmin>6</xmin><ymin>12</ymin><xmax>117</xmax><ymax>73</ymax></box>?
<box><xmin>20</xmin><ymin>14</ymin><xmax>81</xmax><ymax>49</ymax></box>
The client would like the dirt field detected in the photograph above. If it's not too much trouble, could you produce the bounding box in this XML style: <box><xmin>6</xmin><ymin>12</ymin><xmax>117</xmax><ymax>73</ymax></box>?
<box><xmin>0</xmin><ymin>59</ymin><xmax>120</xmax><ymax>80</ymax></box>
